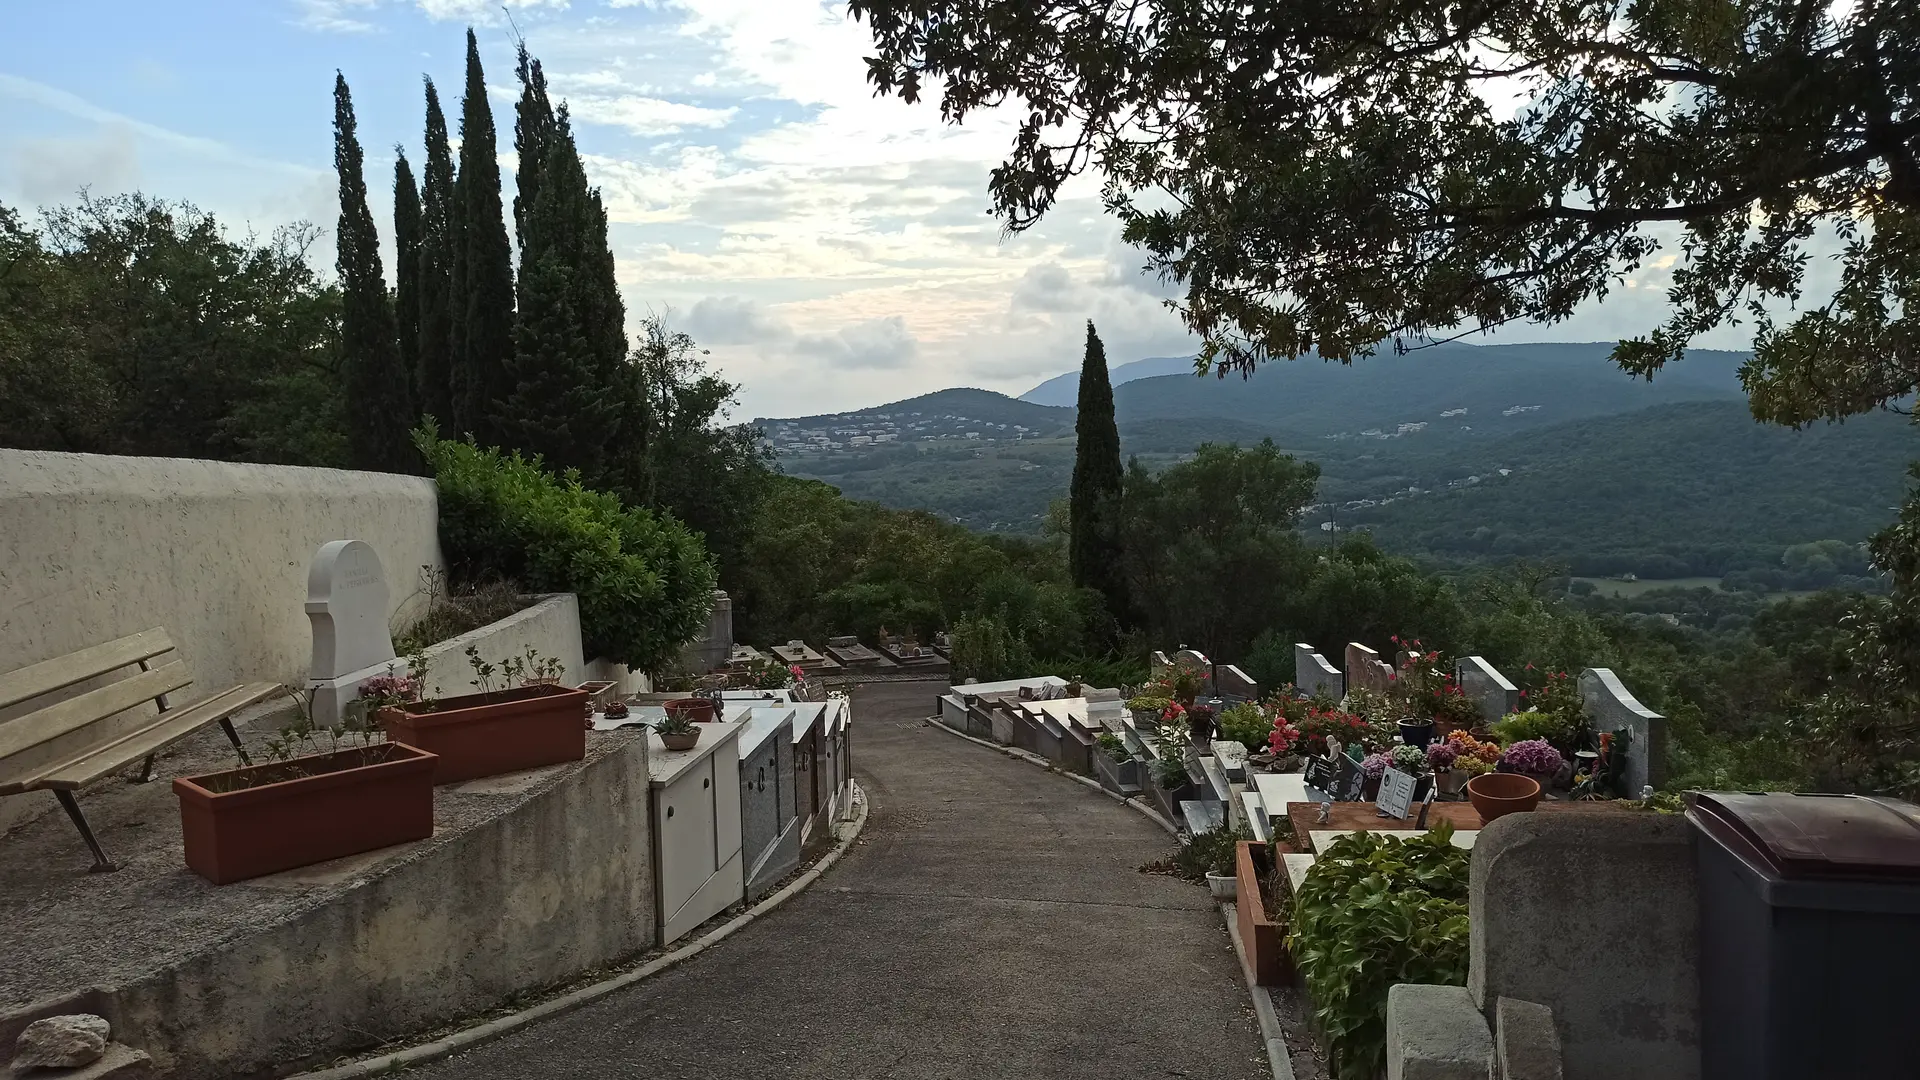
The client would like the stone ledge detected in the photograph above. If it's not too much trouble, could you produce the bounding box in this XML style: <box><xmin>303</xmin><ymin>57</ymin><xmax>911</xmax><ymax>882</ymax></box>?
<box><xmin>1496</xmin><ymin>997</ymin><xmax>1563</xmax><ymax>1080</ymax></box>
<box><xmin>1387</xmin><ymin>984</ymin><xmax>1494</xmax><ymax>1080</ymax></box>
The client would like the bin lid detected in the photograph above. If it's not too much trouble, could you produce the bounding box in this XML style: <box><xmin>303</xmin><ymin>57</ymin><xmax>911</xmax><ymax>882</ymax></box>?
<box><xmin>1684</xmin><ymin>792</ymin><xmax>1920</xmax><ymax>881</ymax></box>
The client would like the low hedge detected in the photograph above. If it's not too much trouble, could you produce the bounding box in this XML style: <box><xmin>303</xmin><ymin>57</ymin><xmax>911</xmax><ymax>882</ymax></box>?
<box><xmin>1289</xmin><ymin>824</ymin><xmax>1472</xmax><ymax>1080</ymax></box>
<box><xmin>418</xmin><ymin>432</ymin><xmax>717</xmax><ymax>674</ymax></box>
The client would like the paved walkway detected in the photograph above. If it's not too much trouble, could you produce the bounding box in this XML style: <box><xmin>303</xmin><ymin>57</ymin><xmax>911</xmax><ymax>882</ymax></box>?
<box><xmin>405</xmin><ymin>680</ymin><xmax>1267</xmax><ymax>1080</ymax></box>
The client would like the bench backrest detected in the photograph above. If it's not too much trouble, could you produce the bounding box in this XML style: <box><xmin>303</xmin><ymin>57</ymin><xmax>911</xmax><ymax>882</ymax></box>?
<box><xmin>0</xmin><ymin>629</ymin><xmax>193</xmax><ymax>791</ymax></box>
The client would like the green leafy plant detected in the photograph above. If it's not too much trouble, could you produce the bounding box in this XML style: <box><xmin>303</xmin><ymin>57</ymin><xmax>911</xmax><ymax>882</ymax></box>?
<box><xmin>1125</xmin><ymin>692</ymin><xmax>1172</xmax><ymax>714</ymax></box>
<box><xmin>418</xmin><ymin>429</ymin><xmax>717</xmax><ymax>675</ymax></box>
<box><xmin>464</xmin><ymin>644</ymin><xmax>500</xmax><ymax>694</ymax></box>
<box><xmin>1491</xmin><ymin>709</ymin><xmax>1573</xmax><ymax>748</ymax></box>
<box><xmin>1095</xmin><ymin>731</ymin><xmax>1132</xmax><ymax>762</ymax></box>
<box><xmin>1217</xmin><ymin>702</ymin><xmax>1272</xmax><ymax>752</ymax></box>
<box><xmin>656</xmin><ymin>710</ymin><xmax>698</xmax><ymax>737</ymax></box>
<box><xmin>1153</xmin><ymin>721</ymin><xmax>1191</xmax><ymax>788</ymax></box>
<box><xmin>1176</xmin><ymin>822</ymin><xmax>1248</xmax><ymax>880</ymax></box>
<box><xmin>501</xmin><ymin>646</ymin><xmax>566</xmax><ymax>687</ymax></box>
<box><xmin>1290</xmin><ymin>825</ymin><xmax>1472</xmax><ymax>1080</ymax></box>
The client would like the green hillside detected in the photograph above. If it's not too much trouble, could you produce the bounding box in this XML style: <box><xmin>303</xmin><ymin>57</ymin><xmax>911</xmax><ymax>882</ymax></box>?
<box><xmin>781</xmin><ymin>399</ymin><xmax>1916</xmax><ymax>575</ymax></box>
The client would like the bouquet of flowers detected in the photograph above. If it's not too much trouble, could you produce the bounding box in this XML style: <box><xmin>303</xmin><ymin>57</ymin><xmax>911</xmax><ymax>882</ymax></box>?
<box><xmin>1360</xmin><ymin>752</ymin><xmax>1390</xmax><ymax>781</ymax></box>
<box><xmin>1425</xmin><ymin>741</ymin><xmax>1459</xmax><ymax>771</ymax></box>
<box><xmin>1389</xmin><ymin>743</ymin><xmax>1430</xmax><ymax>776</ymax></box>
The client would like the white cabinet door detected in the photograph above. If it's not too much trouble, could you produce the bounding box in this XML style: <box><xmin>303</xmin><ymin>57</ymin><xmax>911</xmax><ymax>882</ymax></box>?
<box><xmin>659</xmin><ymin>757</ymin><xmax>717</xmax><ymax>921</ymax></box>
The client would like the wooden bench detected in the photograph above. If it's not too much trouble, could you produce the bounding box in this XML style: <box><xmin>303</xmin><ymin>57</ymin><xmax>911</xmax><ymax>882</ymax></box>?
<box><xmin>0</xmin><ymin>628</ymin><xmax>281</xmax><ymax>872</ymax></box>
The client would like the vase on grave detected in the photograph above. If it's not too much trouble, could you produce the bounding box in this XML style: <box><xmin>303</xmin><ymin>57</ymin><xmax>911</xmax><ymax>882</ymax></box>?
<box><xmin>1436</xmin><ymin>768</ymin><xmax>1465</xmax><ymax>796</ymax></box>
<box><xmin>1398</xmin><ymin>717</ymin><xmax>1434</xmax><ymax>748</ymax></box>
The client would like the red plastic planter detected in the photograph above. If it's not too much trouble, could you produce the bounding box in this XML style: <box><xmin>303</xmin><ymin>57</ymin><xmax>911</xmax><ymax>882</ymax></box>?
<box><xmin>174</xmin><ymin>742</ymin><xmax>437</xmax><ymax>885</ymax></box>
<box><xmin>380</xmin><ymin>683</ymin><xmax>589</xmax><ymax>784</ymax></box>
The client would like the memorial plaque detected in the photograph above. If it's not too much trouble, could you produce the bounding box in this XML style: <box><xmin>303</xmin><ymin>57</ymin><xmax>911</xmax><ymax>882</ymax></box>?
<box><xmin>1376</xmin><ymin>767</ymin><xmax>1418</xmax><ymax>819</ymax></box>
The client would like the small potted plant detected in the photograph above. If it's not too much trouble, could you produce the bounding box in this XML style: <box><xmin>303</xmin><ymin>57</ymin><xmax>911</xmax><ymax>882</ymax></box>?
<box><xmin>656</xmin><ymin>709</ymin><xmax>702</xmax><ymax>751</ymax></box>
<box><xmin>1427</xmin><ymin>741</ymin><xmax>1464</xmax><ymax>795</ymax></box>
<box><xmin>1186</xmin><ymin>702</ymin><xmax>1218</xmax><ymax>745</ymax></box>
<box><xmin>378</xmin><ymin>646</ymin><xmax>588</xmax><ymax>784</ymax></box>
<box><xmin>1358</xmin><ymin>752</ymin><xmax>1390</xmax><ymax>800</ymax></box>
<box><xmin>1500</xmin><ymin>738</ymin><xmax>1566</xmax><ymax>783</ymax></box>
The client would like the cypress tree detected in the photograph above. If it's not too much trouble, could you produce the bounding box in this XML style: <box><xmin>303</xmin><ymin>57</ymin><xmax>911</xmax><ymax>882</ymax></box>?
<box><xmin>511</xmin><ymin>42</ymin><xmax>553</xmax><ymax>258</ymax></box>
<box><xmin>1069</xmin><ymin>320</ymin><xmax>1130</xmax><ymax>626</ymax></box>
<box><xmin>392</xmin><ymin>150</ymin><xmax>423</xmax><ymax>425</ymax></box>
<box><xmin>449</xmin><ymin>28</ymin><xmax>516</xmax><ymax>446</ymax></box>
<box><xmin>497</xmin><ymin>104</ymin><xmax>626</xmax><ymax>481</ymax></box>
<box><xmin>332</xmin><ymin>72</ymin><xmax>413</xmax><ymax>473</ymax></box>
<box><xmin>416</xmin><ymin>78</ymin><xmax>457</xmax><ymax>427</ymax></box>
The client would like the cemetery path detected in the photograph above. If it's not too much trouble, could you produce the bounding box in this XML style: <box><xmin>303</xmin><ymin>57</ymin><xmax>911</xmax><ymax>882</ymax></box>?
<box><xmin>402</xmin><ymin>679</ymin><xmax>1269</xmax><ymax>1080</ymax></box>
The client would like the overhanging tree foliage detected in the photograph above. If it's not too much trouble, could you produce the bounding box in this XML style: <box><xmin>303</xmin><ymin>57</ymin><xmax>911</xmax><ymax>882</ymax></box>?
<box><xmin>848</xmin><ymin>0</ymin><xmax>1920</xmax><ymax>426</ymax></box>
<box><xmin>1069</xmin><ymin>320</ymin><xmax>1129</xmax><ymax>627</ymax></box>
<box><xmin>333</xmin><ymin>72</ymin><xmax>413</xmax><ymax>473</ymax></box>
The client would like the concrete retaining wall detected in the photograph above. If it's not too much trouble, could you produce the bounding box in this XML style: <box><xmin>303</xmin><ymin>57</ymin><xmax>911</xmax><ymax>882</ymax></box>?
<box><xmin>95</xmin><ymin>732</ymin><xmax>653</xmax><ymax>1079</ymax></box>
<box><xmin>0</xmin><ymin>450</ymin><xmax>442</xmax><ymax>695</ymax></box>
<box><xmin>1468</xmin><ymin>812</ymin><xmax>1699</xmax><ymax>1080</ymax></box>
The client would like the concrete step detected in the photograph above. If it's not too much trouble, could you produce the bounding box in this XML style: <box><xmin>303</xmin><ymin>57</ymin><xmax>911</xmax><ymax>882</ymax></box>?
<box><xmin>1200</xmin><ymin>755</ymin><xmax>1232</xmax><ymax>801</ymax></box>
<box><xmin>1179</xmin><ymin>799</ymin><xmax>1225</xmax><ymax>836</ymax></box>
<box><xmin>1241</xmin><ymin>792</ymin><xmax>1272</xmax><ymax>843</ymax></box>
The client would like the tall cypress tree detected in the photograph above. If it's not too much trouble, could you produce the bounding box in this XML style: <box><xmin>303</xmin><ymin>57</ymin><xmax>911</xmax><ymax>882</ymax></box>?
<box><xmin>498</xmin><ymin>104</ymin><xmax>626</xmax><ymax>481</ymax></box>
<box><xmin>333</xmin><ymin>72</ymin><xmax>413</xmax><ymax>473</ymax></box>
<box><xmin>417</xmin><ymin>77</ymin><xmax>457</xmax><ymax>428</ymax></box>
<box><xmin>449</xmin><ymin>28</ymin><xmax>515</xmax><ymax>446</ymax></box>
<box><xmin>392</xmin><ymin>149</ymin><xmax>423</xmax><ymax>426</ymax></box>
<box><xmin>511</xmin><ymin>42</ymin><xmax>553</xmax><ymax>258</ymax></box>
<box><xmin>1069</xmin><ymin>320</ymin><xmax>1130</xmax><ymax>626</ymax></box>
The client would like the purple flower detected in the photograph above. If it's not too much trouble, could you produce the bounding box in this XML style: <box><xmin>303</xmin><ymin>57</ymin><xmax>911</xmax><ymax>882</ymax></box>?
<box><xmin>1360</xmin><ymin>752</ymin><xmax>1390</xmax><ymax>780</ymax></box>
<box><xmin>1426</xmin><ymin>742</ymin><xmax>1458</xmax><ymax>769</ymax></box>
<box><xmin>1501</xmin><ymin>738</ymin><xmax>1564</xmax><ymax>776</ymax></box>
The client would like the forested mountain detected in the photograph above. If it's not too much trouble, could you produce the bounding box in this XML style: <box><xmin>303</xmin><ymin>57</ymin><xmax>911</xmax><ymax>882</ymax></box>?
<box><xmin>778</xmin><ymin>395</ymin><xmax>1916</xmax><ymax>578</ymax></box>
<box><xmin>1020</xmin><ymin>354</ymin><xmax>1195</xmax><ymax>405</ymax></box>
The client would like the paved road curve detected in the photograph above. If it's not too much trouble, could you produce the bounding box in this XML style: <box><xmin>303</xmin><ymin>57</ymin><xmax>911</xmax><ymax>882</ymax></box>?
<box><xmin>404</xmin><ymin>680</ymin><xmax>1268</xmax><ymax>1080</ymax></box>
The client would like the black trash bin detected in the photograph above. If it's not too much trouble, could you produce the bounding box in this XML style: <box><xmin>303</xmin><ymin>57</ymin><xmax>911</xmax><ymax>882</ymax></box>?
<box><xmin>1686</xmin><ymin>791</ymin><xmax>1920</xmax><ymax>1080</ymax></box>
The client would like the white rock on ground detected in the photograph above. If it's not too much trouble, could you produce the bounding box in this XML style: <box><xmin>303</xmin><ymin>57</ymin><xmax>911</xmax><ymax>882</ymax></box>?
<box><xmin>13</xmin><ymin>1014</ymin><xmax>110</xmax><ymax>1069</ymax></box>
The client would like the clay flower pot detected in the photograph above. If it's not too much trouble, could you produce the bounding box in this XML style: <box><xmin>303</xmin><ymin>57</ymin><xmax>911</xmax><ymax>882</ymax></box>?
<box><xmin>174</xmin><ymin>743</ymin><xmax>437</xmax><ymax>885</ymax></box>
<box><xmin>663</xmin><ymin>697</ymin><xmax>716</xmax><ymax>723</ymax></box>
<box><xmin>379</xmin><ymin>683</ymin><xmax>588</xmax><ymax>784</ymax></box>
<box><xmin>1467</xmin><ymin>772</ymin><xmax>1543</xmax><ymax>824</ymax></box>
<box><xmin>659</xmin><ymin>729</ymin><xmax>701</xmax><ymax>751</ymax></box>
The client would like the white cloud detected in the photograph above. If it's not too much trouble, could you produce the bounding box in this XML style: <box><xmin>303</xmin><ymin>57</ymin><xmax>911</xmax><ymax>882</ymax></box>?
<box><xmin>13</xmin><ymin>126</ymin><xmax>141</xmax><ymax>204</ymax></box>
<box><xmin>293</xmin><ymin>0</ymin><xmax>379</xmax><ymax>33</ymax></box>
<box><xmin>682</xmin><ymin>295</ymin><xmax>793</xmax><ymax>345</ymax></box>
<box><xmin>566</xmin><ymin>94</ymin><xmax>736</xmax><ymax>136</ymax></box>
<box><xmin>795</xmin><ymin>316</ymin><xmax>918</xmax><ymax>370</ymax></box>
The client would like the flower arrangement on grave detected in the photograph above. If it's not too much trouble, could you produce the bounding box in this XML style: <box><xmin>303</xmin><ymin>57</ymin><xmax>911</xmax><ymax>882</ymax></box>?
<box><xmin>1126</xmin><ymin>691</ymin><xmax>1173</xmax><ymax>716</ymax></box>
<box><xmin>1298</xmin><ymin>706</ymin><xmax>1374</xmax><ymax>757</ymax></box>
<box><xmin>1445</xmin><ymin>728</ymin><xmax>1503</xmax><ymax>765</ymax></box>
<box><xmin>1425</xmin><ymin>741</ymin><xmax>1459</xmax><ymax>772</ymax></box>
<box><xmin>1500</xmin><ymin>738</ymin><xmax>1565</xmax><ymax>778</ymax></box>
<box><xmin>735</xmin><ymin>656</ymin><xmax>800</xmax><ymax>691</ymax></box>
<box><xmin>1490</xmin><ymin>708</ymin><xmax>1572</xmax><ymax>748</ymax></box>
<box><xmin>1268</xmin><ymin>717</ymin><xmax>1303</xmax><ymax>758</ymax></box>
<box><xmin>357</xmin><ymin>671</ymin><xmax>421</xmax><ymax>710</ymax></box>
<box><xmin>1186</xmin><ymin>702</ymin><xmax>1217</xmax><ymax>742</ymax></box>
<box><xmin>1389</xmin><ymin>743</ymin><xmax>1430</xmax><ymax>776</ymax></box>
<box><xmin>1455</xmin><ymin>754</ymin><xmax>1493</xmax><ymax>778</ymax></box>
<box><xmin>1360</xmin><ymin>752</ymin><xmax>1390</xmax><ymax>781</ymax></box>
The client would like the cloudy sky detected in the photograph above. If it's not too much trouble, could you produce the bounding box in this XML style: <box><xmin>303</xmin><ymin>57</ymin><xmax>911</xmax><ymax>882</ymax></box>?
<box><xmin>4</xmin><ymin>0</ymin><xmax>1756</xmax><ymax>420</ymax></box>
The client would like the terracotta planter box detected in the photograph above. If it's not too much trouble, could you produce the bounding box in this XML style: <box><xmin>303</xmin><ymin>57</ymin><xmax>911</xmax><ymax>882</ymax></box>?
<box><xmin>380</xmin><ymin>683</ymin><xmax>589</xmax><ymax>784</ymax></box>
<box><xmin>174</xmin><ymin>742</ymin><xmax>437</xmax><ymax>885</ymax></box>
<box><xmin>1234</xmin><ymin>841</ymin><xmax>1296</xmax><ymax>986</ymax></box>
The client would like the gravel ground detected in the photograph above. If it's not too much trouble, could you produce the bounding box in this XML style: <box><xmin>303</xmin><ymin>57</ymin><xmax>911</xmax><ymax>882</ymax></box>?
<box><xmin>0</xmin><ymin>723</ymin><xmax>643</xmax><ymax>1015</ymax></box>
<box><xmin>400</xmin><ymin>680</ymin><xmax>1268</xmax><ymax>1080</ymax></box>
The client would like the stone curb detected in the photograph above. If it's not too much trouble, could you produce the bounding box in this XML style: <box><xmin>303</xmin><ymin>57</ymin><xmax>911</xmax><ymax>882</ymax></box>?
<box><xmin>920</xmin><ymin>715</ymin><xmax>1178</xmax><ymax>836</ymax></box>
<box><xmin>294</xmin><ymin>782</ymin><xmax>873</xmax><ymax>1080</ymax></box>
<box><xmin>1221</xmin><ymin>901</ymin><xmax>1300</xmax><ymax>1080</ymax></box>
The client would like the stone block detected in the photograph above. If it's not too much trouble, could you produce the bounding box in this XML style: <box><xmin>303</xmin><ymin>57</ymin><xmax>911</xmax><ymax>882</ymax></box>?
<box><xmin>1496</xmin><ymin>998</ymin><xmax>1563</xmax><ymax>1080</ymax></box>
<box><xmin>1578</xmin><ymin>668</ymin><xmax>1668</xmax><ymax>794</ymax></box>
<box><xmin>1469</xmin><ymin>812</ymin><xmax>1698</xmax><ymax>1080</ymax></box>
<box><xmin>1457</xmin><ymin>656</ymin><xmax>1520</xmax><ymax>724</ymax></box>
<box><xmin>1386</xmin><ymin>984</ymin><xmax>1495</xmax><ymax>1080</ymax></box>
<box><xmin>13</xmin><ymin>1015</ymin><xmax>108</xmax><ymax>1069</ymax></box>
<box><xmin>3</xmin><ymin>1042</ymin><xmax>151</xmax><ymax>1080</ymax></box>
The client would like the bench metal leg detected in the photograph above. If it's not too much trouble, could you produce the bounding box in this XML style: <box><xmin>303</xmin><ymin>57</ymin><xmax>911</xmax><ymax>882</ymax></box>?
<box><xmin>53</xmin><ymin>790</ymin><xmax>116</xmax><ymax>873</ymax></box>
<box><xmin>135</xmin><ymin>754</ymin><xmax>156</xmax><ymax>784</ymax></box>
<box><xmin>219</xmin><ymin>717</ymin><xmax>253</xmax><ymax>766</ymax></box>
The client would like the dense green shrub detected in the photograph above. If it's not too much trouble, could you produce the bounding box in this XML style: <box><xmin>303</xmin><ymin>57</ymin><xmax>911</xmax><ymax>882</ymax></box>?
<box><xmin>418</xmin><ymin>431</ymin><xmax>717</xmax><ymax>673</ymax></box>
<box><xmin>1291</xmin><ymin>826</ymin><xmax>1472</xmax><ymax>1080</ymax></box>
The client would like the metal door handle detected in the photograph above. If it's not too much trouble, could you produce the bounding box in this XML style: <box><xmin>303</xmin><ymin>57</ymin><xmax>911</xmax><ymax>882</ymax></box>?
<box><xmin>667</xmin><ymin>806</ymin><xmax>674</xmax><ymax>818</ymax></box>
<box><xmin>703</xmin><ymin>777</ymin><xmax>710</xmax><ymax>789</ymax></box>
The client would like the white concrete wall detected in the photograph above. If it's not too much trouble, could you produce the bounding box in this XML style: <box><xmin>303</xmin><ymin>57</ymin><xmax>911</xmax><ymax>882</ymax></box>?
<box><xmin>0</xmin><ymin>450</ymin><xmax>443</xmax><ymax>696</ymax></box>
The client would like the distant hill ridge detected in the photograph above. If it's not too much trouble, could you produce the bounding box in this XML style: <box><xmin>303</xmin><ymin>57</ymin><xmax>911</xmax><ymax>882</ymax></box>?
<box><xmin>762</xmin><ymin>342</ymin><xmax>1754</xmax><ymax>438</ymax></box>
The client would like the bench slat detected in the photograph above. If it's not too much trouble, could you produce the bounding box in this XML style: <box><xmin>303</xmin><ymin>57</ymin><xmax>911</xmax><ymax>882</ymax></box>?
<box><xmin>33</xmin><ymin>681</ymin><xmax>282</xmax><ymax>790</ymax></box>
<box><xmin>0</xmin><ymin>628</ymin><xmax>175</xmax><ymax>712</ymax></box>
<box><xmin>0</xmin><ymin>661</ymin><xmax>194</xmax><ymax>767</ymax></box>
